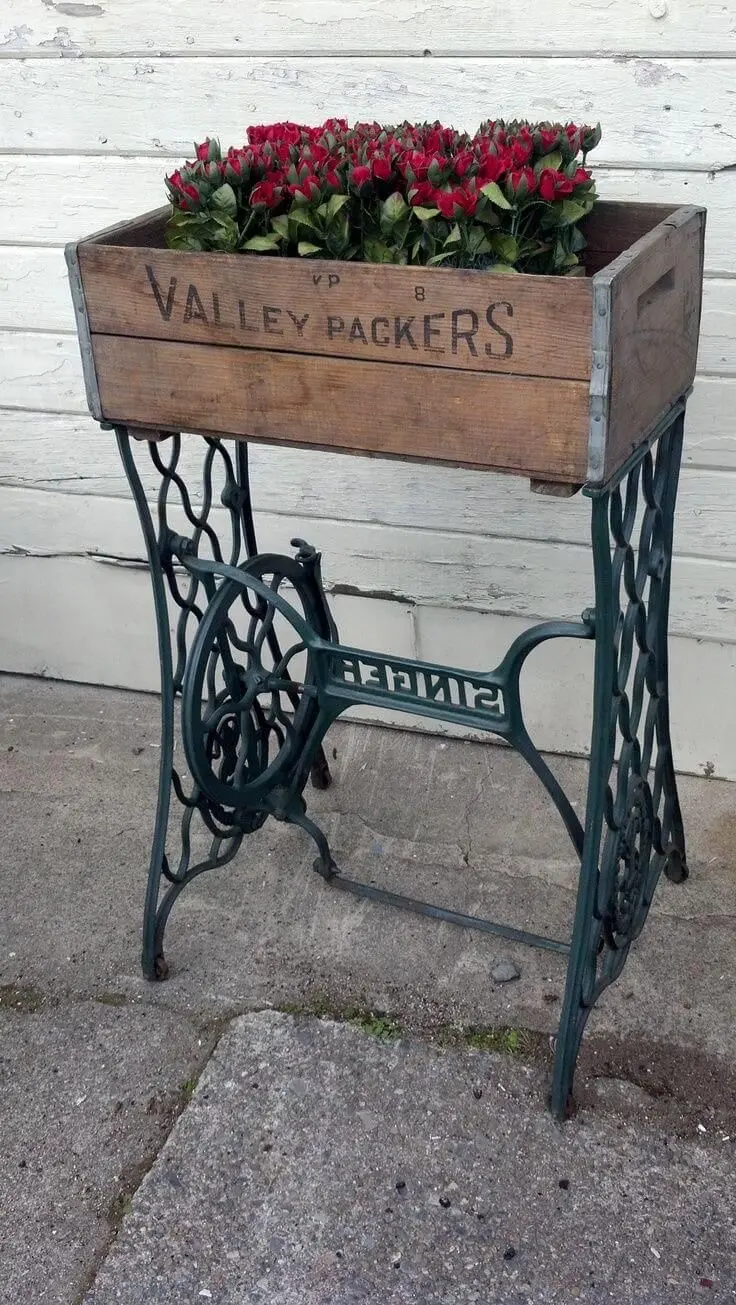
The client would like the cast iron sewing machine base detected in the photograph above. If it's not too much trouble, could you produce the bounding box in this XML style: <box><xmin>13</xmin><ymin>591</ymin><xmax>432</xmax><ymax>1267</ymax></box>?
<box><xmin>116</xmin><ymin>401</ymin><xmax>689</xmax><ymax>1118</ymax></box>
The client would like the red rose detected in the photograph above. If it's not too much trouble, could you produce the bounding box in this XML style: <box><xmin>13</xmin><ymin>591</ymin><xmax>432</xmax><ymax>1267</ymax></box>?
<box><xmin>566</xmin><ymin>125</ymin><xmax>583</xmax><ymax>154</ymax></box>
<box><xmin>224</xmin><ymin>150</ymin><xmax>245</xmax><ymax>177</ymax></box>
<box><xmin>167</xmin><ymin>170</ymin><xmax>200</xmax><ymax>208</ymax></box>
<box><xmin>477</xmin><ymin>152</ymin><xmax>508</xmax><ymax>184</ymax></box>
<box><xmin>573</xmin><ymin>166</ymin><xmax>592</xmax><ymax>186</ymax></box>
<box><xmin>321</xmin><ymin>169</ymin><xmax>343</xmax><ymax>191</ymax></box>
<box><xmin>408</xmin><ymin>179</ymin><xmax>435</xmax><ymax>205</ymax></box>
<box><xmin>538</xmin><ymin>168</ymin><xmax>574</xmax><ymax>202</ymax></box>
<box><xmin>195</xmin><ymin>141</ymin><xmax>211</xmax><ymax>162</ymax></box>
<box><xmin>250</xmin><ymin>179</ymin><xmax>283</xmax><ymax>208</ymax></box>
<box><xmin>510</xmin><ymin>138</ymin><xmax>533</xmax><ymax>168</ymax></box>
<box><xmin>248</xmin><ymin>121</ymin><xmax>302</xmax><ymax>147</ymax></box>
<box><xmin>506</xmin><ymin>167</ymin><xmax>538</xmax><ymax>199</ymax></box>
<box><xmin>452</xmin><ymin>149</ymin><xmax>475</xmax><ymax>178</ymax></box>
<box><xmin>537</xmin><ymin>127</ymin><xmax>562</xmax><ymax>153</ymax></box>
<box><xmin>400</xmin><ymin>150</ymin><xmax>433</xmax><ymax>181</ymax></box>
<box><xmin>434</xmin><ymin>187</ymin><xmax>477</xmax><ymax>218</ymax></box>
<box><xmin>300</xmin><ymin>143</ymin><xmax>330</xmax><ymax>168</ymax></box>
<box><xmin>288</xmin><ymin>174</ymin><xmax>321</xmax><ymax>201</ymax></box>
<box><xmin>371</xmin><ymin>155</ymin><xmax>393</xmax><ymax>182</ymax></box>
<box><xmin>350</xmin><ymin>164</ymin><xmax>372</xmax><ymax>188</ymax></box>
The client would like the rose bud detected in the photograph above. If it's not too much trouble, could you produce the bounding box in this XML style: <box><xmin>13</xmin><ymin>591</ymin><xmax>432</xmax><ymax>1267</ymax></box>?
<box><xmin>288</xmin><ymin>174</ymin><xmax>321</xmax><ymax>202</ymax></box>
<box><xmin>407</xmin><ymin>179</ymin><xmax>435</xmax><ymax>205</ymax></box>
<box><xmin>538</xmin><ymin>168</ymin><xmax>575</xmax><ymax>202</ymax></box>
<box><xmin>371</xmin><ymin>155</ymin><xmax>393</xmax><ymax>182</ymax></box>
<box><xmin>452</xmin><ymin>149</ymin><xmax>475</xmax><ymax>178</ymax></box>
<box><xmin>505</xmin><ymin>166</ymin><xmax>537</xmax><ymax>200</ymax></box>
<box><xmin>249</xmin><ymin>179</ymin><xmax>283</xmax><ymax>208</ymax></box>
<box><xmin>349</xmin><ymin>164</ymin><xmax>372</xmax><ymax>191</ymax></box>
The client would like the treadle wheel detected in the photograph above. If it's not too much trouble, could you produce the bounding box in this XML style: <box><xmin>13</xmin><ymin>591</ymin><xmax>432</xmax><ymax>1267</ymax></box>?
<box><xmin>182</xmin><ymin>555</ymin><xmax>325</xmax><ymax>811</ymax></box>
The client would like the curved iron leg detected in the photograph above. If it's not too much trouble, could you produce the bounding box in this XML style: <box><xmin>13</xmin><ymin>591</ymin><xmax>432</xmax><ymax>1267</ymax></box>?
<box><xmin>655</xmin><ymin>415</ymin><xmax>688</xmax><ymax>882</ymax></box>
<box><xmin>235</xmin><ymin>443</ymin><xmax>332</xmax><ymax>791</ymax></box>
<box><xmin>551</xmin><ymin>408</ymin><xmax>689</xmax><ymax>1117</ymax></box>
<box><xmin>116</xmin><ymin>427</ymin><xmax>174</xmax><ymax>980</ymax></box>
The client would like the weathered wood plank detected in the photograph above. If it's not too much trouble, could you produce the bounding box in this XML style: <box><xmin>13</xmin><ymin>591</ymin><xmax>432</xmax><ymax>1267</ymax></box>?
<box><xmin>1</xmin><ymin>483</ymin><xmax>735</xmax><ymax>644</ymax></box>
<box><xmin>90</xmin><ymin>334</ymin><xmax>591</xmax><ymax>480</ymax></box>
<box><xmin>2</xmin><ymin>0</ymin><xmax>734</xmax><ymax>57</ymax></box>
<box><xmin>1</xmin><ymin>408</ymin><xmax>735</xmax><ymax>561</ymax></box>
<box><xmin>0</xmin><ymin>246</ymin><xmax>732</xmax><ymax>374</ymax></box>
<box><xmin>2</xmin><ymin>333</ymin><xmax>734</xmax><ymax>466</ymax></box>
<box><xmin>3</xmin><ymin>58</ymin><xmax>736</xmax><ymax>168</ymax></box>
<box><xmin>77</xmin><ymin>242</ymin><xmax>593</xmax><ymax>380</ymax></box>
<box><xmin>5</xmin><ymin>161</ymin><xmax>736</xmax><ymax>276</ymax></box>
<box><xmin>602</xmin><ymin>207</ymin><xmax>705</xmax><ymax>477</ymax></box>
<box><xmin>0</xmin><ymin>331</ymin><xmax>84</xmax><ymax>410</ymax></box>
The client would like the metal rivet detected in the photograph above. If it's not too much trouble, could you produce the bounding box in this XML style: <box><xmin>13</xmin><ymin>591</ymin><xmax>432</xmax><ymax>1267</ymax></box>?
<box><xmin>648</xmin><ymin>0</ymin><xmax>668</xmax><ymax>17</ymax></box>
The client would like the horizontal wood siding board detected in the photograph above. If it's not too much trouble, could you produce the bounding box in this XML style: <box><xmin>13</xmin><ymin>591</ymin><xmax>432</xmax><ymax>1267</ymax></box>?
<box><xmin>3</xmin><ymin>58</ymin><xmax>736</xmax><ymax>169</ymax></box>
<box><xmin>3</xmin><ymin>409</ymin><xmax>736</xmax><ymax>561</ymax></box>
<box><xmin>2</xmin><ymin>483</ymin><xmax>734</xmax><ymax>645</ymax></box>
<box><xmin>2</xmin><ymin>1</ymin><xmax>735</xmax><ymax>56</ymax></box>
<box><xmin>5</xmin><ymin>164</ymin><xmax>734</xmax><ymax>275</ymax></box>
<box><xmin>78</xmin><ymin>242</ymin><xmax>594</xmax><ymax>381</ymax></box>
<box><xmin>602</xmin><ymin>207</ymin><xmax>705</xmax><ymax>476</ymax></box>
<box><xmin>90</xmin><ymin>333</ymin><xmax>590</xmax><ymax>481</ymax></box>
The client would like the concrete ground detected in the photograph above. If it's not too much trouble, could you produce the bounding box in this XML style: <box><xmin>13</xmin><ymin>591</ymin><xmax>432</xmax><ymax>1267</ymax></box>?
<box><xmin>0</xmin><ymin>674</ymin><xmax>734</xmax><ymax>1303</ymax></box>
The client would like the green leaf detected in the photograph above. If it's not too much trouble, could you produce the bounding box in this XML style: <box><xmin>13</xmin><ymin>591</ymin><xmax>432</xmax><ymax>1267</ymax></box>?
<box><xmin>326</xmin><ymin>192</ymin><xmax>350</xmax><ymax>219</ymax></box>
<box><xmin>489</xmin><ymin>262</ymin><xmax>519</xmax><ymax>275</ymax></box>
<box><xmin>466</xmin><ymin>225</ymin><xmax>491</xmax><ymax>256</ymax></box>
<box><xmin>534</xmin><ymin>150</ymin><xmax>562</xmax><ymax>174</ymax></box>
<box><xmin>490</xmin><ymin>232</ymin><xmax>519</xmax><ymax>263</ymax></box>
<box><xmin>364</xmin><ymin>238</ymin><xmax>396</xmax><ymax>263</ymax></box>
<box><xmin>413</xmin><ymin>206</ymin><xmax>440</xmax><ymax>222</ymax></box>
<box><xmin>480</xmin><ymin>181</ymin><xmax>512</xmax><ymax>210</ymax></box>
<box><xmin>474</xmin><ymin>205</ymin><xmax>501</xmax><ymax>227</ymax></box>
<box><xmin>241</xmin><ymin>234</ymin><xmax>282</xmax><ymax>252</ymax></box>
<box><xmin>270</xmin><ymin>214</ymin><xmax>290</xmax><ymax>238</ymax></box>
<box><xmin>211</xmin><ymin>183</ymin><xmax>237</xmax><ymax>217</ymax></box>
<box><xmin>381</xmin><ymin>192</ymin><xmax>409</xmax><ymax>227</ymax></box>
<box><xmin>427</xmin><ymin>250</ymin><xmax>457</xmax><ymax>265</ymax></box>
<box><xmin>557</xmin><ymin>199</ymin><xmax>590</xmax><ymax>227</ymax></box>
<box><xmin>289</xmin><ymin>207</ymin><xmax>322</xmax><ymax>233</ymax></box>
<box><xmin>297</xmin><ymin>241</ymin><xmax>323</xmax><ymax>256</ymax></box>
<box><xmin>444</xmin><ymin>223</ymin><xmax>462</xmax><ymax>247</ymax></box>
<box><xmin>569</xmin><ymin>226</ymin><xmax>587</xmax><ymax>253</ymax></box>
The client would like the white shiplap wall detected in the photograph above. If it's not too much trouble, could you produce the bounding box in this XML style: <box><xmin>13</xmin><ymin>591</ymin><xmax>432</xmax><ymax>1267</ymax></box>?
<box><xmin>1</xmin><ymin>1</ymin><xmax>735</xmax><ymax>776</ymax></box>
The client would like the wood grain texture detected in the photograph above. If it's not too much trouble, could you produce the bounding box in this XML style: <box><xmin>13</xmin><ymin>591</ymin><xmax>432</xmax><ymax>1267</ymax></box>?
<box><xmin>4</xmin><ymin>334</ymin><xmax>733</xmax><ymax>468</ymax></box>
<box><xmin>2</xmin><ymin>408</ymin><xmax>735</xmax><ymax>561</ymax></box>
<box><xmin>3</xmin><ymin>0</ymin><xmax>735</xmax><ymax>56</ymax></box>
<box><xmin>3</xmin><ymin>57</ymin><xmax>736</xmax><ymax>168</ymax></box>
<box><xmin>2</xmin><ymin>247</ymin><xmax>734</xmax><ymax>373</ymax></box>
<box><xmin>90</xmin><ymin>333</ymin><xmax>591</xmax><ymax>480</ymax></box>
<box><xmin>603</xmin><ymin>206</ymin><xmax>705</xmax><ymax>476</ymax></box>
<box><xmin>78</xmin><ymin>240</ymin><xmax>593</xmax><ymax>381</ymax></box>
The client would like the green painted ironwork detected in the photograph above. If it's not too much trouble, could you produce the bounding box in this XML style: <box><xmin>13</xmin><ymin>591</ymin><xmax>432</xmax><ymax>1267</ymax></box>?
<box><xmin>116</xmin><ymin>398</ymin><xmax>689</xmax><ymax>1117</ymax></box>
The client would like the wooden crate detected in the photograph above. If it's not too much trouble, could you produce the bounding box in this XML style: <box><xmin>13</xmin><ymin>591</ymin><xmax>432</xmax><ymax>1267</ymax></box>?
<box><xmin>66</xmin><ymin>201</ymin><xmax>705</xmax><ymax>487</ymax></box>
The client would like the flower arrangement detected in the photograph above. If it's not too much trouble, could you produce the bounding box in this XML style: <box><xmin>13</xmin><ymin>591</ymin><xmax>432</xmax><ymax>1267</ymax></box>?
<box><xmin>165</xmin><ymin>118</ymin><xmax>601</xmax><ymax>276</ymax></box>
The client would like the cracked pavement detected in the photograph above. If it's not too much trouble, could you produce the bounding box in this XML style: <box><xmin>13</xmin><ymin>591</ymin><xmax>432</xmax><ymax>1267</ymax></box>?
<box><xmin>1</xmin><ymin>675</ymin><xmax>735</xmax><ymax>1302</ymax></box>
